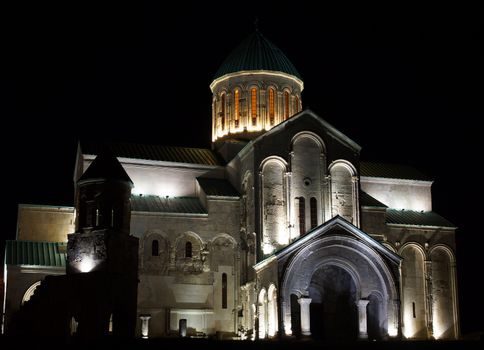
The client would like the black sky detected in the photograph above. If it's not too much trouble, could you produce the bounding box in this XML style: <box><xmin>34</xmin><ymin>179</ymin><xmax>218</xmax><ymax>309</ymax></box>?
<box><xmin>1</xmin><ymin>1</ymin><xmax>482</xmax><ymax>335</ymax></box>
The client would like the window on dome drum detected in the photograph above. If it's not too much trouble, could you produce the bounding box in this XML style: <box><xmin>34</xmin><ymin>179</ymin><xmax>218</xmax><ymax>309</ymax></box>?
<box><xmin>234</xmin><ymin>89</ymin><xmax>240</xmax><ymax>128</ymax></box>
<box><xmin>284</xmin><ymin>91</ymin><xmax>290</xmax><ymax>120</ymax></box>
<box><xmin>251</xmin><ymin>87</ymin><xmax>257</xmax><ymax>126</ymax></box>
<box><xmin>222</xmin><ymin>273</ymin><xmax>228</xmax><ymax>309</ymax></box>
<box><xmin>185</xmin><ymin>241</ymin><xmax>192</xmax><ymax>258</ymax></box>
<box><xmin>152</xmin><ymin>240</ymin><xmax>159</xmax><ymax>256</ymax></box>
<box><xmin>294</xmin><ymin>96</ymin><xmax>300</xmax><ymax>113</ymax></box>
<box><xmin>310</xmin><ymin>197</ymin><xmax>317</xmax><ymax>229</ymax></box>
<box><xmin>298</xmin><ymin>197</ymin><xmax>305</xmax><ymax>235</ymax></box>
<box><xmin>269</xmin><ymin>88</ymin><xmax>275</xmax><ymax>125</ymax></box>
<box><xmin>221</xmin><ymin>94</ymin><xmax>226</xmax><ymax>130</ymax></box>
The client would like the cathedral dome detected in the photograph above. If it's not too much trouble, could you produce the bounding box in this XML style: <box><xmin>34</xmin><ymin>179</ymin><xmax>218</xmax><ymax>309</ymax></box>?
<box><xmin>210</xmin><ymin>31</ymin><xmax>304</xmax><ymax>144</ymax></box>
<box><xmin>213</xmin><ymin>30</ymin><xmax>302</xmax><ymax>80</ymax></box>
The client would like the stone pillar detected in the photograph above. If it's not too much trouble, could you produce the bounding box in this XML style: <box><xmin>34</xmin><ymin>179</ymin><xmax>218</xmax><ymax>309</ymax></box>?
<box><xmin>298</xmin><ymin>297</ymin><xmax>312</xmax><ymax>336</ymax></box>
<box><xmin>424</xmin><ymin>259</ymin><xmax>434</xmax><ymax>339</ymax></box>
<box><xmin>139</xmin><ymin>315</ymin><xmax>151</xmax><ymax>339</ymax></box>
<box><xmin>357</xmin><ymin>300</ymin><xmax>370</xmax><ymax>339</ymax></box>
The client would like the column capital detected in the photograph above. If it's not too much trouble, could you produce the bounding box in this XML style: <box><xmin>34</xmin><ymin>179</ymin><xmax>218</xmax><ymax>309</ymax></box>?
<box><xmin>298</xmin><ymin>297</ymin><xmax>312</xmax><ymax>305</ymax></box>
<box><xmin>356</xmin><ymin>299</ymin><xmax>369</xmax><ymax>308</ymax></box>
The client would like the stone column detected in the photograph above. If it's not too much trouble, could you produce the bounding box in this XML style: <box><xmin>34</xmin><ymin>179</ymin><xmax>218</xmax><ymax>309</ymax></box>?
<box><xmin>356</xmin><ymin>300</ymin><xmax>370</xmax><ymax>339</ymax></box>
<box><xmin>139</xmin><ymin>314</ymin><xmax>151</xmax><ymax>339</ymax></box>
<box><xmin>298</xmin><ymin>297</ymin><xmax>312</xmax><ymax>336</ymax></box>
<box><xmin>424</xmin><ymin>259</ymin><xmax>434</xmax><ymax>339</ymax></box>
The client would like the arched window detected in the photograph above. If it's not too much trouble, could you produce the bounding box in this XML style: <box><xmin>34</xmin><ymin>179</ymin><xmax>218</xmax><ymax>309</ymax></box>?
<box><xmin>251</xmin><ymin>87</ymin><xmax>257</xmax><ymax>126</ymax></box>
<box><xmin>284</xmin><ymin>91</ymin><xmax>290</xmax><ymax>120</ymax></box>
<box><xmin>298</xmin><ymin>197</ymin><xmax>305</xmax><ymax>235</ymax></box>
<box><xmin>221</xmin><ymin>94</ymin><xmax>226</xmax><ymax>130</ymax></box>
<box><xmin>234</xmin><ymin>89</ymin><xmax>240</xmax><ymax>128</ymax></box>
<box><xmin>185</xmin><ymin>241</ymin><xmax>192</xmax><ymax>258</ymax></box>
<box><xmin>294</xmin><ymin>96</ymin><xmax>300</xmax><ymax>113</ymax></box>
<box><xmin>310</xmin><ymin>197</ymin><xmax>317</xmax><ymax>229</ymax></box>
<box><xmin>222</xmin><ymin>273</ymin><xmax>228</xmax><ymax>309</ymax></box>
<box><xmin>151</xmin><ymin>240</ymin><xmax>159</xmax><ymax>256</ymax></box>
<box><xmin>268</xmin><ymin>88</ymin><xmax>275</xmax><ymax>125</ymax></box>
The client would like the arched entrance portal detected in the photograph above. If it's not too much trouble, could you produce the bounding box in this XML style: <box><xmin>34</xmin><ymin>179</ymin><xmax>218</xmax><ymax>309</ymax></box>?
<box><xmin>280</xmin><ymin>219</ymin><xmax>401</xmax><ymax>340</ymax></box>
<box><xmin>309</xmin><ymin>265</ymin><xmax>358</xmax><ymax>340</ymax></box>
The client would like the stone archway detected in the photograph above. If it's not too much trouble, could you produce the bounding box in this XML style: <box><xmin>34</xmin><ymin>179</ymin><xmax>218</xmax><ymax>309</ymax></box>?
<box><xmin>309</xmin><ymin>264</ymin><xmax>358</xmax><ymax>340</ymax></box>
<box><xmin>281</xmin><ymin>228</ymin><xmax>400</xmax><ymax>340</ymax></box>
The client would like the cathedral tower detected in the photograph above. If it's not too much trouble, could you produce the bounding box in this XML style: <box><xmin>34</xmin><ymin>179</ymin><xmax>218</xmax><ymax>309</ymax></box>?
<box><xmin>210</xmin><ymin>30</ymin><xmax>304</xmax><ymax>146</ymax></box>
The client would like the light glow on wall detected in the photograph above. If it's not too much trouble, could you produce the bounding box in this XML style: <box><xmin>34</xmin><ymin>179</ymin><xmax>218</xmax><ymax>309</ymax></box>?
<box><xmin>388</xmin><ymin>324</ymin><xmax>398</xmax><ymax>337</ymax></box>
<box><xmin>78</xmin><ymin>257</ymin><xmax>96</xmax><ymax>273</ymax></box>
<box><xmin>433</xmin><ymin>318</ymin><xmax>445</xmax><ymax>340</ymax></box>
<box><xmin>284</xmin><ymin>324</ymin><xmax>292</xmax><ymax>336</ymax></box>
<box><xmin>403</xmin><ymin>311</ymin><xmax>416</xmax><ymax>338</ymax></box>
<box><xmin>262</xmin><ymin>242</ymin><xmax>274</xmax><ymax>255</ymax></box>
<box><xmin>132</xmin><ymin>182</ymin><xmax>180</xmax><ymax>198</ymax></box>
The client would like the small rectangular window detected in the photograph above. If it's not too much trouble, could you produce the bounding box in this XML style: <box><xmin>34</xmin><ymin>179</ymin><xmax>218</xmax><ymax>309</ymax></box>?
<box><xmin>412</xmin><ymin>302</ymin><xmax>416</xmax><ymax>318</ymax></box>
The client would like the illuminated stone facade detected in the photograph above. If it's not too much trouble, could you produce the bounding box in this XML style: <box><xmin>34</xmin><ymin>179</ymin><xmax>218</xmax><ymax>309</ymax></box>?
<box><xmin>3</xmin><ymin>31</ymin><xmax>459</xmax><ymax>340</ymax></box>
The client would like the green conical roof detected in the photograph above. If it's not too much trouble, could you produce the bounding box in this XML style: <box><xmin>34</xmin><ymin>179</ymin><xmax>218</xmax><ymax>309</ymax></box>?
<box><xmin>213</xmin><ymin>31</ymin><xmax>302</xmax><ymax>80</ymax></box>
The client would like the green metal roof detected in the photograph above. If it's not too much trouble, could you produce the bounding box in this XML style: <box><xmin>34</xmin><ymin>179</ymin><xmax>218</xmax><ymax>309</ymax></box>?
<box><xmin>131</xmin><ymin>195</ymin><xmax>206</xmax><ymax>214</ymax></box>
<box><xmin>386</xmin><ymin>209</ymin><xmax>455</xmax><ymax>227</ymax></box>
<box><xmin>81</xmin><ymin>141</ymin><xmax>222</xmax><ymax>166</ymax></box>
<box><xmin>360</xmin><ymin>162</ymin><xmax>432</xmax><ymax>181</ymax></box>
<box><xmin>213</xmin><ymin>31</ymin><xmax>302</xmax><ymax>80</ymax></box>
<box><xmin>5</xmin><ymin>241</ymin><xmax>67</xmax><ymax>267</ymax></box>
<box><xmin>197</xmin><ymin>178</ymin><xmax>239</xmax><ymax>197</ymax></box>
<box><xmin>360</xmin><ymin>191</ymin><xmax>387</xmax><ymax>208</ymax></box>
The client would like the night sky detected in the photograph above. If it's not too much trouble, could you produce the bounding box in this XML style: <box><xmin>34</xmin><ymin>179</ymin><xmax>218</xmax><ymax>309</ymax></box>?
<box><xmin>1</xmin><ymin>2</ymin><xmax>481</xmax><ymax>336</ymax></box>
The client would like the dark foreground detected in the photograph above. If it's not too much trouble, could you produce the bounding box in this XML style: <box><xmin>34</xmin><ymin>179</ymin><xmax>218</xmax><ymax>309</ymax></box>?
<box><xmin>0</xmin><ymin>336</ymin><xmax>482</xmax><ymax>350</ymax></box>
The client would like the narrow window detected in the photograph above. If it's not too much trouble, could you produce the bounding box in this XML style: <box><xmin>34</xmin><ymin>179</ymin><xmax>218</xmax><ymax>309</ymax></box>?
<box><xmin>185</xmin><ymin>241</ymin><xmax>192</xmax><ymax>258</ymax></box>
<box><xmin>221</xmin><ymin>94</ymin><xmax>226</xmax><ymax>130</ymax></box>
<box><xmin>109</xmin><ymin>314</ymin><xmax>113</xmax><ymax>333</ymax></box>
<box><xmin>284</xmin><ymin>91</ymin><xmax>290</xmax><ymax>120</ymax></box>
<box><xmin>234</xmin><ymin>89</ymin><xmax>240</xmax><ymax>128</ymax></box>
<box><xmin>269</xmin><ymin>88</ymin><xmax>275</xmax><ymax>125</ymax></box>
<box><xmin>251</xmin><ymin>87</ymin><xmax>257</xmax><ymax>126</ymax></box>
<box><xmin>222</xmin><ymin>273</ymin><xmax>228</xmax><ymax>309</ymax></box>
<box><xmin>412</xmin><ymin>302</ymin><xmax>416</xmax><ymax>318</ymax></box>
<box><xmin>298</xmin><ymin>197</ymin><xmax>305</xmax><ymax>235</ymax></box>
<box><xmin>95</xmin><ymin>208</ymin><xmax>100</xmax><ymax>226</ymax></box>
<box><xmin>310</xmin><ymin>197</ymin><xmax>317</xmax><ymax>229</ymax></box>
<box><xmin>111</xmin><ymin>208</ymin><xmax>114</xmax><ymax>227</ymax></box>
<box><xmin>294</xmin><ymin>96</ymin><xmax>300</xmax><ymax>113</ymax></box>
<box><xmin>152</xmin><ymin>240</ymin><xmax>159</xmax><ymax>256</ymax></box>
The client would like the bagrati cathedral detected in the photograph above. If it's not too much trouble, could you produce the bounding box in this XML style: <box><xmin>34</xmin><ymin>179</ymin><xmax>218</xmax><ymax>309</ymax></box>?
<box><xmin>2</xmin><ymin>30</ymin><xmax>459</xmax><ymax>340</ymax></box>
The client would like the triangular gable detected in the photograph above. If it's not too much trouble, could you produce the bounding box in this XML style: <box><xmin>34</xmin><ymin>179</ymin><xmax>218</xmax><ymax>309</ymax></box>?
<box><xmin>251</xmin><ymin>109</ymin><xmax>362</xmax><ymax>152</ymax></box>
<box><xmin>274</xmin><ymin>215</ymin><xmax>401</xmax><ymax>265</ymax></box>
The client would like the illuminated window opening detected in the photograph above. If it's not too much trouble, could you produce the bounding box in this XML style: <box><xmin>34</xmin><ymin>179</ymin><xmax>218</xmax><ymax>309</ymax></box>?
<box><xmin>185</xmin><ymin>241</ymin><xmax>192</xmax><ymax>258</ymax></box>
<box><xmin>269</xmin><ymin>88</ymin><xmax>275</xmax><ymax>125</ymax></box>
<box><xmin>152</xmin><ymin>240</ymin><xmax>159</xmax><ymax>256</ymax></box>
<box><xmin>284</xmin><ymin>91</ymin><xmax>290</xmax><ymax>120</ymax></box>
<box><xmin>109</xmin><ymin>314</ymin><xmax>113</xmax><ymax>333</ymax></box>
<box><xmin>221</xmin><ymin>94</ymin><xmax>226</xmax><ymax>130</ymax></box>
<box><xmin>95</xmin><ymin>208</ymin><xmax>100</xmax><ymax>226</ymax></box>
<box><xmin>298</xmin><ymin>197</ymin><xmax>305</xmax><ymax>235</ymax></box>
<box><xmin>294</xmin><ymin>96</ymin><xmax>300</xmax><ymax>113</ymax></box>
<box><xmin>234</xmin><ymin>89</ymin><xmax>240</xmax><ymax>128</ymax></box>
<box><xmin>222</xmin><ymin>273</ymin><xmax>228</xmax><ymax>309</ymax></box>
<box><xmin>310</xmin><ymin>197</ymin><xmax>317</xmax><ymax>229</ymax></box>
<box><xmin>251</xmin><ymin>88</ymin><xmax>257</xmax><ymax>126</ymax></box>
